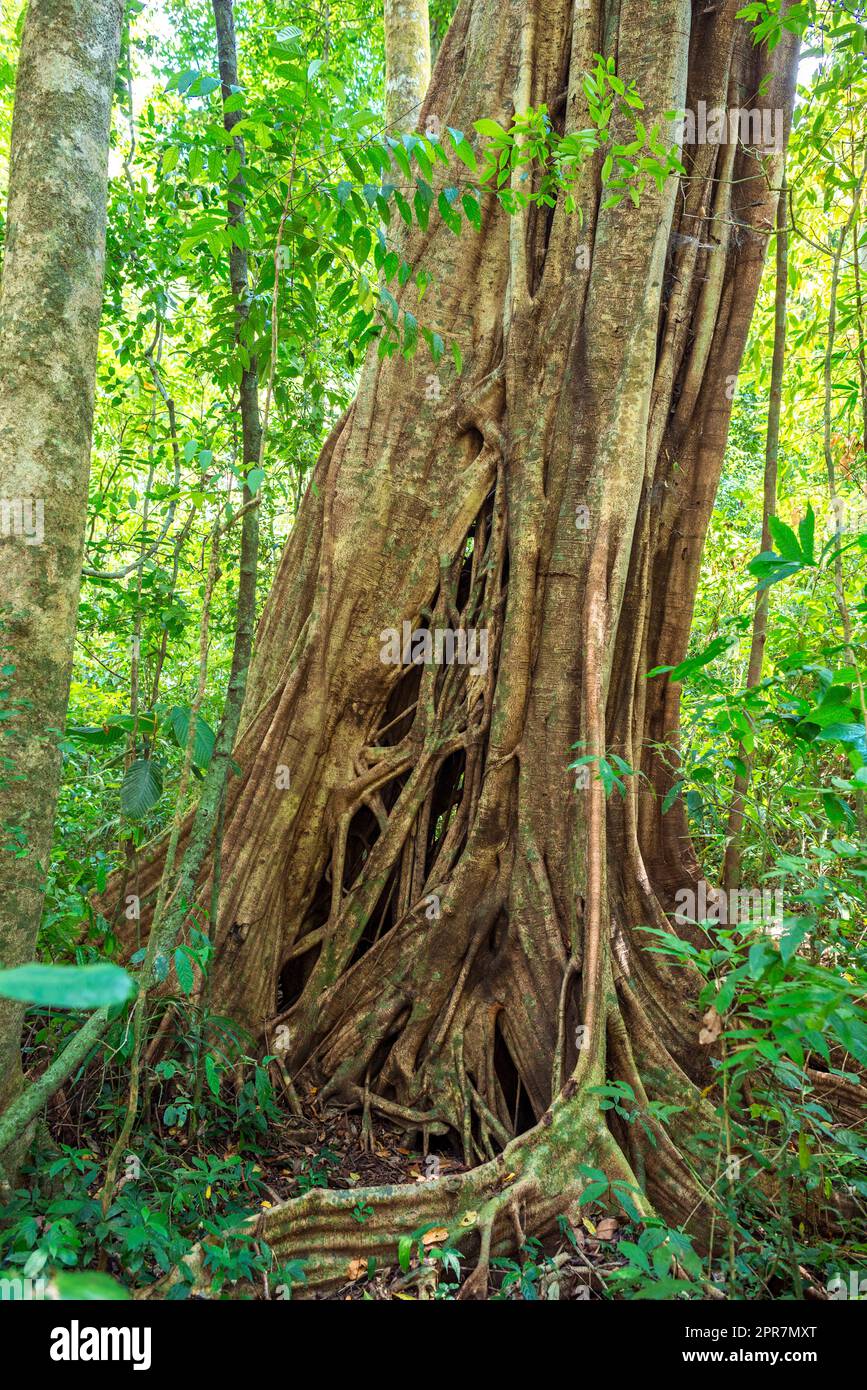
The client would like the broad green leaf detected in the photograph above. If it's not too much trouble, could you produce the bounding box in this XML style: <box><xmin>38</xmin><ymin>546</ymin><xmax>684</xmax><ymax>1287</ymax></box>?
<box><xmin>816</xmin><ymin>723</ymin><xmax>867</xmax><ymax>758</ymax></box>
<box><xmin>120</xmin><ymin>759</ymin><xmax>164</xmax><ymax>818</ymax></box>
<box><xmin>174</xmin><ymin>947</ymin><xmax>195</xmax><ymax>996</ymax></box>
<box><xmin>0</xmin><ymin>962</ymin><xmax>135</xmax><ymax>1009</ymax></box>
<box><xmin>50</xmin><ymin>1271</ymin><xmax>130</xmax><ymax>1301</ymax></box>
<box><xmin>768</xmin><ymin>513</ymin><xmax>803</xmax><ymax>561</ymax></box>
<box><xmin>205</xmin><ymin>1052</ymin><xmax>221</xmax><ymax>1097</ymax></box>
<box><xmin>166</xmin><ymin>706</ymin><xmax>216</xmax><ymax>768</ymax></box>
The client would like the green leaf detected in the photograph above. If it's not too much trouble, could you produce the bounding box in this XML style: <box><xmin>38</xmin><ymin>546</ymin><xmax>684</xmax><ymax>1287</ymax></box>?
<box><xmin>438</xmin><ymin>189</ymin><xmax>462</xmax><ymax>234</ymax></box>
<box><xmin>448</xmin><ymin>127</ymin><xmax>478</xmax><ymax>172</ymax></box>
<box><xmin>205</xmin><ymin>1052</ymin><xmax>221</xmax><ymax>1097</ymax></box>
<box><xmin>166</xmin><ymin>706</ymin><xmax>216</xmax><ymax>769</ymax></box>
<box><xmin>402</xmin><ymin>310</ymin><xmax>418</xmax><ymax>357</ymax></box>
<box><xmin>474</xmin><ymin>118</ymin><xmax>508</xmax><ymax>139</ymax></box>
<box><xmin>352</xmin><ymin>226</ymin><xmax>371</xmax><ymax>266</ymax></box>
<box><xmin>50</xmin><ymin>1271</ymin><xmax>130</xmax><ymax>1300</ymax></box>
<box><xmin>670</xmin><ymin>634</ymin><xmax>737</xmax><ymax>682</ymax></box>
<box><xmin>748</xmin><ymin>939</ymin><xmax>776</xmax><ymax>980</ymax></box>
<box><xmin>461</xmin><ymin>191</ymin><xmax>482</xmax><ymax>231</ymax></box>
<box><xmin>394</xmin><ymin>189</ymin><xmax>412</xmax><ymax>226</ymax></box>
<box><xmin>780</xmin><ymin>919</ymin><xmax>811</xmax><ymax>965</ymax></box>
<box><xmin>768</xmin><ymin>513</ymin><xmax>803</xmax><ymax>562</ymax></box>
<box><xmin>748</xmin><ymin>552</ymin><xmax>804</xmax><ymax>590</ymax></box>
<box><xmin>67</xmin><ymin>722</ymin><xmax>127</xmax><ymax>747</ymax></box>
<box><xmin>174</xmin><ymin>947</ymin><xmax>195</xmax><ymax>996</ymax></box>
<box><xmin>610</xmin><ymin>1179</ymin><xmax>644</xmax><ymax>1223</ymax></box>
<box><xmin>120</xmin><ymin>759</ymin><xmax>164</xmax><ymax>818</ymax></box>
<box><xmin>167</xmin><ymin>69</ymin><xmax>197</xmax><ymax>94</ymax></box>
<box><xmin>821</xmin><ymin>791</ymin><xmax>853</xmax><ymax>827</ymax></box>
<box><xmin>816</xmin><ymin>723</ymin><xmax>867</xmax><ymax>758</ymax></box>
<box><xmin>380</xmin><ymin>286</ymin><xmax>400</xmax><ymax>322</ymax></box>
<box><xmin>597</xmin><ymin>759</ymin><xmax>623</xmax><ymax>797</ymax></box>
<box><xmin>423</xmin><ymin>327</ymin><xmax>444</xmax><ymax>363</ymax></box>
<box><xmin>389</xmin><ymin>141</ymin><xmax>412</xmax><ymax>180</ymax></box>
<box><xmin>0</xmin><ymin>962</ymin><xmax>135</xmax><ymax>1010</ymax></box>
<box><xmin>617</xmin><ymin>1240</ymin><xmax>651</xmax><ymax>1273</ymax></box>
<box><xmin>578</xmin><ymin>1179</ymin><xmax>608</xmax><ymax>1205</ymax></box>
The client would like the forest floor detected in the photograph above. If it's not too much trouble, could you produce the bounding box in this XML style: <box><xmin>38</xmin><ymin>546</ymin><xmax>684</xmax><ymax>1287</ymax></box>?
<box><xmin>21</xmin><ymin>1034</ymin><xmax>842</xmax><ymax>1301</ymax></box>
<box><xmin>22</xmin><ymin>1023</ymin><xmax>625</xmax><ymax>1301</ymax></box>
<box><xmin>218</xmin><ymin>1096</ymin><xmax>638</xmax><ymax>1300</ymax></box>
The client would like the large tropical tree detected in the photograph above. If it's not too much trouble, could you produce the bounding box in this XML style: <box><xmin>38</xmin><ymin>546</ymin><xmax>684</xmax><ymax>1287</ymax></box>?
<box><xmin>116</xmin><ymin>0</ymin><xmax>805</xmax><ymax>1289</ymax></box>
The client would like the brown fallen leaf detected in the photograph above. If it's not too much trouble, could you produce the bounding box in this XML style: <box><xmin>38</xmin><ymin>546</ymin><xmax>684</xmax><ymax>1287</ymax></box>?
<box><xmin>422</xmin><ymin>1226</ymin><xmax>450</xmax><ymax>1246</ymax></box>
<box><xmin>596</xmin><ymin>1217</ymin><xmax>619</xmax><ymax>1241</ymax></box>
<box><xmin>347</xmin><ymin>1257</ymin><xmax>366</xmax><ymax>1280</ymax></box>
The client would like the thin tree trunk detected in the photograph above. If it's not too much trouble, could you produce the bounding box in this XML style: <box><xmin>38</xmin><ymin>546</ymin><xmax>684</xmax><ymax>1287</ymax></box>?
<box><xmin>821</xmin><ymin>173</ymin><xmax>867</xmax><ymax>838</ymax></box>
<box><xmin>0</xmin><ymin>0</ymin><xmax>264</xmax><ymax>1176</ymax></box>
<box><xmin>824</xmin><ymin>174</ymin><xmax>865</xmax><ymax>650</ymax></box>
<box><xmin>722</xmin><ymin>176</ymin><xmax>788</xmax><ymax>892</ymax></box>
<box><xmin>0</xmin><ymin>0</ymin><xmax>124</xmax><ymax>1158</ymax></box>
<box><xmin>161</xmin><ymin>0</ymin><xmax>263</xmax><ymax>927</ymax></box>
<box><xmin>142</xmin><ymin>0</ymin><xmax>263</xmax><ymax>955</ymax></box>
<box><xmin>384</xmin><ymin>0</ymin><xmax>431</xmax><ymax>131</ymax></box>
<box><xmin>853</xmin><ymin>205</ymin><xmax>867</xmax><ymax>462</ymax></box>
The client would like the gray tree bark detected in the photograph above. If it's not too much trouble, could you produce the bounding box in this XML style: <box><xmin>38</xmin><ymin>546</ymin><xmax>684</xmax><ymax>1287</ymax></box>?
<box><xmin>384</xmin><ymin>0</ymin><xmax>431</xmax><ymax>131</ymax></box>
<box><xmin>0</xmin><ymin>0</ymin><xmax>124</xmax><ymax>1153</ymax></box>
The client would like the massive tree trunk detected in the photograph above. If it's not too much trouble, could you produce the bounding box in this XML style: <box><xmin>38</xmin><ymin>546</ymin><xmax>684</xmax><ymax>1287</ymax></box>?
<box><xmin>0</xmin><ymin>0</ymin><xmax>124</xmax><ymax>1148</ymax></box>
<box><xmin>125</xmin><ymin>0</ymin><xmax>800</xmax><ymax>1288</ymax></box>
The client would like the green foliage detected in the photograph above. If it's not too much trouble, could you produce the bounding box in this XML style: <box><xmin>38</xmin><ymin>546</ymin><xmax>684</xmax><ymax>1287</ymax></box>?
<box><xmin>0</xmin><ymin>1010</ymin><xmax>301</xmax><ymax>1298</ymax></box>
<box><xmin>0</xmin><ymin>962</ymin><xmax>135</xmax><ymax>1009</ymax></box>
<box><xmin>1</xmin><ymin>0</ymin><xmax>866</xmax><ymax>1307</ymax></box>
<box><xmin>491</xmin><ymin>1237</ymin><xmax>557</xmax><ymax>1300</ymax></box>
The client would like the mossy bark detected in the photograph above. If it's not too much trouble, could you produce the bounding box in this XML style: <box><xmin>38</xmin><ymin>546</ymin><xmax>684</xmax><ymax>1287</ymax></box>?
<box><xmin>0</xmin><ymin>0</ymin><xmax>124</xmax><ymax>1160</ymax></box>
